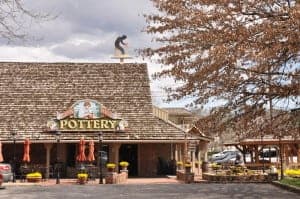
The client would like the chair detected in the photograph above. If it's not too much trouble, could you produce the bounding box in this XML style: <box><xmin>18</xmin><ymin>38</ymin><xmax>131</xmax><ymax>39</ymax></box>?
<box><xmin>19</xmin><ymin>165</ymin><xmax>33</xmax><ymax>182</ymax></box>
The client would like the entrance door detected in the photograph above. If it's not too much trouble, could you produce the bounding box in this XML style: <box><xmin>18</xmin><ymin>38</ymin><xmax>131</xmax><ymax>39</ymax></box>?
<box><xmin>67</xmin><ymin>144</ymin><xmax>76</xmax><ymax>167</ymax></box>
<box><xmin>119</xmin><ymin>144</ymin><xmax>138</xmax><ymax>176</ymax></box>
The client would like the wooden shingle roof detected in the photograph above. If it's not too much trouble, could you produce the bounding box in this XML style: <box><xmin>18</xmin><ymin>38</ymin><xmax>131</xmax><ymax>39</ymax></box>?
<box><xmin>0</xmin><ymin>62</ymin><xmax>189</xmax><ymax>143</ymax></box>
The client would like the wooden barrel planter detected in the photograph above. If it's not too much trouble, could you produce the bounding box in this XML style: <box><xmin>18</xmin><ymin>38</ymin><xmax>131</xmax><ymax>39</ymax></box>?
<box><xmin>27</xmin><ymin>177</ymin><xmax>42</xmax><ymax>183</ymax></box>
<box><xmin>26</xmin><ymin>172</ymin><xmax>42</xmax><ymax>183</ymax></box>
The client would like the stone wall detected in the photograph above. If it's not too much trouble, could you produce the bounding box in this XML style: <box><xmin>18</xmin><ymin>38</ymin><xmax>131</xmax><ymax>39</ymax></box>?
<box><xmin>202</xmin><ymin>173</ymin><xmax>278</xmax><ymax>182</ymax></box>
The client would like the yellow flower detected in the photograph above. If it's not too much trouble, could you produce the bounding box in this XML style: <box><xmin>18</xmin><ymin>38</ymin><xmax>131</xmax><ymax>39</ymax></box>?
<box><xmin>284</xmin><ymin>169</ymin><xmax>300</xmax><ymax>177</ymax></box>
<box><xmin>211</xmin><ymin>163</ymin><xmax>221</xmax><ymax>170</ymax></box>
<box><xmin>77</xmin><ymin>173</ymin><xmax>88</xmax><ymax>179</ymax></box>
<box><xmin>106</xmin><ymin>163</ymin><xmax>116</xmax><ymax>169</ymax></box>
<box><xmin>176</xmin><ymin>161</ymin><xmax>183</xmax><ymax>166</ymax></box>
<box><xmin>184</xmin><ymin>163</ymin><xmax>192</xmax><ymax>167</ymax></box>
<box><xmin>26</xmin><ymin>172</ymin><xmax>42</xmax><ymax>178</ymax></box>
<box><xmin>119</xmin><ymin>161</ymin><xmax>129</xmax><ymax>167</ymax></box>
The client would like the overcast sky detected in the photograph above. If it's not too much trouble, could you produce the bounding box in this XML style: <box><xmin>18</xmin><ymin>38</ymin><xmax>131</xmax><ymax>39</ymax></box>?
<box><xmin>0</xmin><ymin>0</ymin><xmax>192</xmax><ymax>108</ymax></box>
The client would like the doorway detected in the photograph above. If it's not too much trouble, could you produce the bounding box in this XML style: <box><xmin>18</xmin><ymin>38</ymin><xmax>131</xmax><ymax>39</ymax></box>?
<box><xmin>66</xmin><ymin>144</ymin><xmax>76</xmax><ymax>167</ymax></box>
<box><xmin>119</xmin><ymin>144</ymin><xmax>138</xmax><ymax>176</ymax></box>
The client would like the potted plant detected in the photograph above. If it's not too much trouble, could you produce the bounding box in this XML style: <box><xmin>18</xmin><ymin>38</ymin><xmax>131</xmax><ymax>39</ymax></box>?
<box><xmin>26</xmin><ymin>172</ymin><xmax>42</xmax><ymax>183</ymax></box>
<box><xmin>77</xmin><ymin>173</ymin><xmax>88</xmax><ymax>184</ymax></box>
<box><xmin>106</xmin><ymin>163</ymin><xmax>116</xmax><ymax>172</ymax></box>
<box><xmin>119</xmin><ymin>161</ymin><xmax>129</xmax><ymax>170</ymax></box>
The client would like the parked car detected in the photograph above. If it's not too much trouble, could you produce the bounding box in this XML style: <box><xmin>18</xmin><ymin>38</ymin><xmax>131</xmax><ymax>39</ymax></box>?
<box><xmin>213</xmin><ymin>151</ymin><xmax>243</xmax><ymax>165</ymax></box>
<box><xmin>260</xmin><ymin>148</ymin><xmax>278</xmax><ymax>158</ymax></box>
<box><xmin>210</xmin><ymin>150</ymin><xmax>238</xmax><ymax>162</ymax></box>
<box><xmin>0</xmin><ymin>163</ymin><xmax>13</xmax><ymax>182</ymax></box>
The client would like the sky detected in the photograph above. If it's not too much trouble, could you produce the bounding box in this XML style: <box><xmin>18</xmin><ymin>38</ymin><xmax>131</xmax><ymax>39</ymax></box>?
<box><xmin>0</xmin><ymin>0</ymin><xmax>192</xmax><ymax>108</ymax></box>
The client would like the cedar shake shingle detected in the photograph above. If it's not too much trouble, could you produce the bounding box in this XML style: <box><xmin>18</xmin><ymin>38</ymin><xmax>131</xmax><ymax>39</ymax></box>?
<box><xmin>0</xmin><ymin>62</ymin><xmax>191</xmax><ymax>142</ymax></box>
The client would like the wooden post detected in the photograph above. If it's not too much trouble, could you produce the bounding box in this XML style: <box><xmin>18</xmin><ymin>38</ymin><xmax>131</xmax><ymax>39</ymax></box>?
<box><xmin>44</xmin><ymin>143</ymin><xmax>53</xmax><ymax>179</ymax></box>
<box><xmin>254</xmin><ymin>146</ymin><xmax>259</xmax><ymax>163</ymax></box>
<box><xmin>197</xmin><ymin>149</ymin><xmax>201</xmax><ymax>174</ymax></box>
<box><xmin>111</xmin><ymin>143</ymin><xmax>121</xmax><ymax>171</ymax></box>
<box><xmin>175</xmin><ymin>144</ymin><xmax>178</xmax><ymax>162</ymax></box>
<box><xmin>191</xmin><ymin>150</ymin><xmax>196</xmax><ymax>173</ymax></box>
<box><xmin>297</xmin><ymin>144</ymin><xmax>300</xmax><ymax>163</ymax></box>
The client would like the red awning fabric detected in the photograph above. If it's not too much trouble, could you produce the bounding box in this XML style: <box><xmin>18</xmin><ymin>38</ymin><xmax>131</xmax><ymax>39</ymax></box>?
<box><xmin>76</xmin><ymin>137</ymin><xmax>86</xmax><ymax>162</ymax></box>
<box><xmin>0</xmin><ymin>141</ymin><xmax>3</xmax><ymax>162</ymax></box>
<box><xmin>22</xmin><ymin>138</ymin><xmax>30</xmax><ymax>163</ymax></box>
<box><xmin>87</xmin><ymin>141</ymin><xmax>95</xmax><ymax>162</ymax></box>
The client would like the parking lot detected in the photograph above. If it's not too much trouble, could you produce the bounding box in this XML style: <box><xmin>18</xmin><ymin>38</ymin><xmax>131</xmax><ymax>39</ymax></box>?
<box><xmin>1</xmin><ymin>183</ymin><xmax>299</xmax><ymax>199</ymax></box>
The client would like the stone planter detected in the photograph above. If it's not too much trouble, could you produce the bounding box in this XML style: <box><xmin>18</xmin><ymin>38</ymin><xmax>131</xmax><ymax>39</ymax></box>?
<box><xmin>185</xmin><ymin>167</ymin><xmax>191</xmax><ymax>173</ymax></box>
<box><xmin>177</xmin><ymin>165</ymin><xmax>183</xmax><ymax>170</ymax></box>
<box><xmin>201</xmin><ymin>162</ymin><xmax>209</xmax><ymax>172</ymax></box>
<box><xmin>107</xmin><ymin>168</ymin><xmax>115</xmax><ymax>172</ymax></box>
<box><xmin>106</xmin><ymin>163</ymin><xmax>116</xmax><ymax>173</ymax></box>
<box><xmin>105</xmin><ymin>172</ymin><xmax>117</xmax><ymax>184</ymax></box>
<box><xmin>202</xmin><ymin>173</ymin><xmax>270</xmax><ymax>183</ymax></box>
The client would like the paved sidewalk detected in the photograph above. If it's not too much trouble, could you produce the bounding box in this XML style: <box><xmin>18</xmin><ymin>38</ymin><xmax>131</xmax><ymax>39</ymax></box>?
<box><xmin>1</xmin><ymin>182</ymin><xmax>299</xmax><ymax>199</ymax></box>
<box><xmin>2</xmin><ymin>176</ymin><xmax>182</xmax><ymax>186</ymax></box>
<box><xmin>126</xmin><ymin>176</ymin><xmax>181</xmax><ymax>184</ymax></box>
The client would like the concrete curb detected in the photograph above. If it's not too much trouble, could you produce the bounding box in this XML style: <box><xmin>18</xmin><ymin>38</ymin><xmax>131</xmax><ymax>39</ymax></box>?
<box><xmin>271</xmin><ymin>181</ymin><xmax>300</xmax><ymax>194</ymax></box>
<box><xmin>1</xmin><ymin>177</ymin><xmax>183</xmax><ymax>186</ymax></box>
<box><xmin>195</xmin><ymin>180</ymin><xmax>270</xmax><ymax>184</ymax></box>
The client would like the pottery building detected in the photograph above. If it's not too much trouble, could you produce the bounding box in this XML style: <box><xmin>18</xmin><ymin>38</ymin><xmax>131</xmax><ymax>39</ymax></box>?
<box><xmin>0</xmin><ymin>62</ymin><xmax>210</xmax><ymax>178</ymax></box>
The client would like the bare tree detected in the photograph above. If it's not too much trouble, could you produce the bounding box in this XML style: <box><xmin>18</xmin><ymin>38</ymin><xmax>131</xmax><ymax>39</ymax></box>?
<box><xmin>0</xmin><ymin>0</ymin><xmax>52</xmax><ymax>42</ymax></box>
<box><xmin>142</xmin><ymin>0</ymin><xmax>300</xmax><ymax>138</ymax></box>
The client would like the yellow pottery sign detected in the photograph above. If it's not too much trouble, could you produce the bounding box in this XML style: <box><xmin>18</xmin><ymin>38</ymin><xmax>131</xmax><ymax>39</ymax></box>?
<box><xmin>46</xmin><ymin>99</ymin><xmax>128</xmax><ymax>132</ymax></box>
<box><xmin>59</xmin><ymin>119</ymin><xmax>121</xmax><ymax>131</ymax></box>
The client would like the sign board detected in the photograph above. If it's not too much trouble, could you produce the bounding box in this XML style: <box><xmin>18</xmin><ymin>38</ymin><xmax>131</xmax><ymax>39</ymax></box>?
<box><xmin>47</xmin><ymin>99</ymin><xmax>127</xmax><ymax>132</ymax></box>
